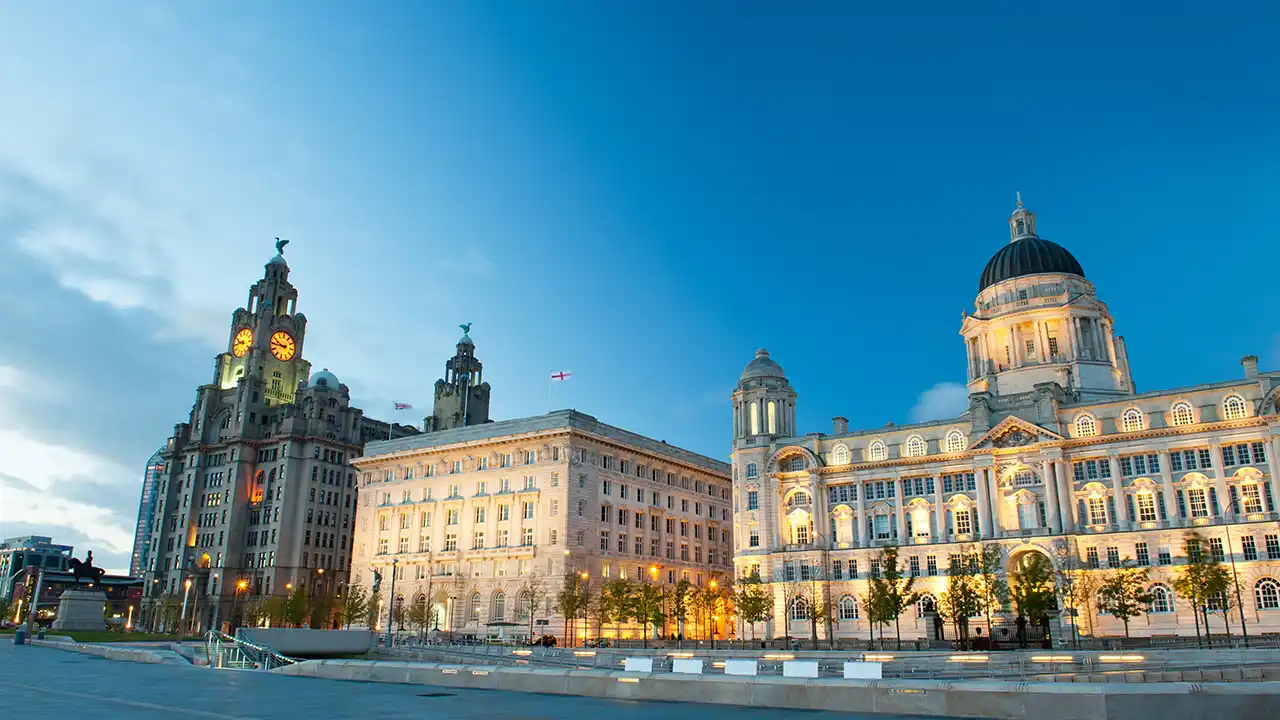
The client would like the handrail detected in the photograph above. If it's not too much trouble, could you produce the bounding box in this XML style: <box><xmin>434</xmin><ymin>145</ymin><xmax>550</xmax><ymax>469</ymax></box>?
<box><xmin>205</xmin><ymin>630</ymin><xmax>298</xmax><ymax>671</ymax></box>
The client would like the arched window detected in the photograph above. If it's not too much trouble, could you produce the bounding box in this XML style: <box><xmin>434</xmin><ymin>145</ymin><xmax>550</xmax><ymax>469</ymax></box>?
<box><xmin>1223</xmin><ymin>395</ymin><xmax>1247</xmax><ymax>421</ymax></box>
<box><xmin>1074</xmin><ymin>414</ymin><xmax>1098</xmax><ymax>438</ymax></box>
<box><xmin>868</xmin><ymin>441</ymin><xmax>887</xmax><ymax>462</ymax></box>
<box><xmin>749</xmin><ymin>402</ymin><xmax>760</xmax><ymax>435</ymax></box>
<box><xmin>790</xmin><ymin>597</ymin><xmax>810</xmax><ymax>621</ymax></box>
<box><xmin>832</xmin><ymin>445</ymin><xmax>850</xmax><ymax>465</ymax></box>
<box><xmin>492</xmin><ymin>591</ymin><xmax>506</xmax><ymax>621</ymax></box>
<box><xmin>1256</xmin><ymin>578</ymin><xmax>1280</xmax><ymax>610</ymax></box>
<box><xmin>905</xmin><ymin>435</ymin><xmax>926</xmax><ymax>457</ymax></box>
<box><xmin>786</xmin><ymin>492</ymin><xmax>812</xmax><ymax>507</ymax></box>
<box><xmin>1149</xmin><ymin>584</ymin><xmax>1174</xmax><ymax>613</ymax></box>
<box><xmin>745</xmin><ymin>462</ymin><xmax>759</xmax><ymax>479</ymax></box>
<box><xmin>469</xmin><ymin>592</ymin><xmax>482</xmax><ymax>622</ymax></box>
<box><xmin>1170</xmin><ymin>401</ymin><xmax>1194</xmax><ymax>427</ymax></box>
<box><xmin>785</xmin><ymin>457</ymin><xmax>806</xmax><ymax>472</ymax></box>
<box><xmin>944</xmin><ymin>430</ymin><xmax>965</xmax><ymax>453</ymax></box>
<box><xmin>916</xmin><ymin>594</ymin><xmax>937</xmax><ymax>618</ymax></box>
<box><xmin>518</xmin><ymin>592</ymin><xmax>533</xmax><ymax>621</ymax></box>
<box><xmin>1121</xmin><ymin>408</ymin><xmax>1144</xmax><ymax>433</ymax></box>
<box><xmin>837</xmin><ymin>595</ymin><xmax>858</xmax><ymax>620</ymax></box>
<box><xmin>768</xmin><ymin>401</ymin><xmax>777</xmax><ymax>434</ymax></box>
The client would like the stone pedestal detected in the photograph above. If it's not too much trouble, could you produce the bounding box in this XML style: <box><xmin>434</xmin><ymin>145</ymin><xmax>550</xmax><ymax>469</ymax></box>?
<box><xmin>52</xmin><ymin>589</ymin><xmax>108</xmax><ymax>632</ymax></box>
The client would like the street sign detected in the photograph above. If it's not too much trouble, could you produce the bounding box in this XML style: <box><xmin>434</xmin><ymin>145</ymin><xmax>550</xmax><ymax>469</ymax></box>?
<box><xmin>535</xmin><ymin>619</ymin><xmax>549</xmax><ymax>626</ymax></box>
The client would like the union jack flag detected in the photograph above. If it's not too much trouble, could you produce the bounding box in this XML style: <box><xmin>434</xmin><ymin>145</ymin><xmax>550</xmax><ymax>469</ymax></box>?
<box><xmin>393</xmin><ymin>402</ymin><xmax>412</xmax><ymax>410</ymax></box>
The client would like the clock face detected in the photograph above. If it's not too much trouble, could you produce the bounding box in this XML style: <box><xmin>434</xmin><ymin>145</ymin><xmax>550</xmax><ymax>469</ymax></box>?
<box><xmin>269</xmin><ymin>331</ymin><xmax>296</xmax><ymax>361</ymax></box>
<box><xmin>232</xmin><ymin>328</ymin><xmax>254</xmax><ymax>357</ymax></box>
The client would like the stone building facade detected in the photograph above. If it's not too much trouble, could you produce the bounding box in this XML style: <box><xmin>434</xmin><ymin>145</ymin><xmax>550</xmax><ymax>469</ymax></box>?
<box><xmin>352</xmin><ymin>405</ymin><xmax>733</xmax><ymax>641</ymax></box>
<box><xmin>138</xmin><ymin>242</ymin><xmax>414</xmax><ymax>632</ymax></box>
<box><xmin>732</xmin><ymin>198</ymin><xmax>1280</xmax><ymax>641</ymax></box>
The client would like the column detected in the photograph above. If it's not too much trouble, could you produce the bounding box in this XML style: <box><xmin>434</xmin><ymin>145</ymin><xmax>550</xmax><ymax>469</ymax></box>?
<box><xmin>1066</xmin><ymin>316</ymin><xmax>1080</xmax><ymax>360</ymax></box>
<box><xmin>1157</xmin><ymin>450</ymin><xmax>1178</xmax><ymax>528</ymax></box>
<box><xmin>855</xmin><ymin>480</ymin><xmax>866</xmax><ymax>548</ymax></box>
<box><xmin>1055</xmin><ymin>461</ymin><xmax>1076</xmax><ymax>532</ymax></box>
<box><xmin>1269</xmin><ymin>438</ymin><xmax>1280</xmax><ymax>517</ymax></box>
<box><xmin>1109</xmin><ymin>457</ymin><xmax>1128</xmax><ymax>530</ymax></box>
<box><xmin>810</xmin><ymin>472</ymin><xmax>827</xmax><ymax>546</ymax></box>
<box><xmin>933</xmin><ymin>472</ymin><xmax>946</xmax><ymax>540</ymax></box>
<box><xmin>975</xmin><ymin>467</ymin><xmax>992</xmax><ymax>539</ymax></box>
<box><xmin>1041</xmin><ymin>460</ymin><xmax>1061</xmax><ymax>534</ymax></box>
<box><xmin>1038</xmin><ymin>321</ymin><xmax>1052</xmax><ymax>362</ymax></box>
<box><xmin>987</xmin><ymin>467</ymin><xmax>1003</xmax><ymax>536</ymax></box>
<box><xmin>1011</xmin><ymin>325</ymin><xmax>1023</xmax><ymax>367</ymax></box>
<box><xmin>1210</xmin><ymin>444</ymin><xmax>1232</xmax><ymax>520</ymax></box>
<box><xmin>894</xmin><ymin>474</ymin><xmax>906</xmax><ymax>543</ymax></box>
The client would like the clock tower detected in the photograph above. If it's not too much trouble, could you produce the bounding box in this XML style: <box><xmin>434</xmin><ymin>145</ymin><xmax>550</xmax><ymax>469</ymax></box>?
<box><xmin>217</xmin><ymin>238</ymin><xmax>310</xmax><ymax>405</ymax></box>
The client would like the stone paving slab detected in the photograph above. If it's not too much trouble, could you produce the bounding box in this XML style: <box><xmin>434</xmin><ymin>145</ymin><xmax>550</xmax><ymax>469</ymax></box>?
<box><xmin>0</xmin><ymin>640</ymin><xmax>907</xmax><ymax>719</ymax></box>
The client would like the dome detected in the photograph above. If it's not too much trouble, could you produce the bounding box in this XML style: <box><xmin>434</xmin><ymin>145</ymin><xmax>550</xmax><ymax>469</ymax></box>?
<box><xmin>267</xmin><ymin>253</ymin><xmax>288</xmax><ymax>267</ymax></box>
<box><xmin>458</xmin><ymin>332</ymin><xmax>474</xmax><ymax>347</ymax></box>
<box><xmin>309</xmin><ymin>368</ymin><xmax>340</xmax><ymax>389</ymax></box>
<box><xmin>978</xmin><ymin>236</ymin><xmax>1085</xmax><ymax>292</ymax></box>
<box><xmin>740</xmin><ymin>348</ymin><xmax>786</xmax><ymax>382</ymax></box>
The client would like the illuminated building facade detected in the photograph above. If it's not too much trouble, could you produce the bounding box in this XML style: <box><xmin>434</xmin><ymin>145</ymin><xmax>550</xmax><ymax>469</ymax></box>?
<box><xmin>138</xmin><ymin>242</ymin><xmax>415</xmax><ymax>632</ymax></box>
<box><xmin>732</xmin><ymin>198</ymin><xmax>1280</xmax><ymax>641</ymax></box>
<box><xmin>352</xmin><ymin>340</ymin><xmax>733</xmax><ymax>640</ymax></box>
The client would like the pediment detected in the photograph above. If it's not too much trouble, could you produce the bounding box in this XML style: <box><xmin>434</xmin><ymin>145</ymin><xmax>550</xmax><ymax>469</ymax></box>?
<box><xmin>969</xmin><ymin>415</ymin><xmax>1062</xmax><ymax>450</ymax></box>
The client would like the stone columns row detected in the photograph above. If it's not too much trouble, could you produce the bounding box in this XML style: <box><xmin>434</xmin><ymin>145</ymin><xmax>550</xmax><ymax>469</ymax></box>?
<box><xmin>1158</xmin><ymin>450</ymin><xmax>1178</xmax><ymax>527</ymax></box>
<box><xmin>1041</xmin><ymin>460</ymin><xmax>1061</xmax><ymax>534</ymax></box>
<box><xmin>1109</xmin><ymin>456</ymin><xmax>1129</xmax><ymax>531</ymax></box>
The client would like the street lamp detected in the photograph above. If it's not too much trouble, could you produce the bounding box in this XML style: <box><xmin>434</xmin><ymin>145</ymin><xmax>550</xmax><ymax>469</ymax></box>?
<box><xmin>576</xmin><ymin>572</ymin><xmax>589</xmax><ymax>646</ymax></box>
<box><xmin>708</xmin><ymin>579</ymin><xmax>718</xmax><ymax>650</ymax></box>
<box><xmin>234</xmin><ymin>579</ymin><xmax>249</xmax><ymax>630</ymax></box>
<box><xmin>178</xmin><ymin>578</ymin><xmax>193</xmax><ymax>636</ymax></box>
<box><xmin>1222</xmin><ymin>498</ymin><xmax>1251</xmax><ymax>648</ymax></box>
<box><xmin>385</xmin><ymin>558</ymin><xmax>399</xmax><ymax>647</ymax></box>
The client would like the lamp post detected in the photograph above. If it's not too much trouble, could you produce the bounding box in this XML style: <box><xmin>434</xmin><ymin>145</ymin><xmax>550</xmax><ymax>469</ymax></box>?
<box><xmin>1222</xmin><ymin>498</ymin><xmax>1251</xmax><ymax>648</ymax></box>
<box><xmin>384</xmin><ymin>558</ymin><xmax>398</xmax><ymax>647</ymax></box>
<box><xmin>575</xmin><ymin>571</ymin><xmax>589</xmax><ymax>646</ymax></box>
<box><xmin>647</xmin><ymin>565</ymin><xmax>659</xmax><ymax>646</ymax></box>
<box><xmin>178</xmin><ymin>578</ymin><xmax>192</xmax><ymax>636</ymax></box>
<box><xmin>126</xmin><ymin>605</ymin><xmax>134</xmax><ymax>631</ymax></box>
<box><xmin>708</xmin><ymin>579</ymin><xmax>718</xmax><ymax>650</ymax></box>
<box><xmin>234</xmin><ymin>579</ymin><xmax>249</xmax><ymax>630</ymax></box>
<box><xmin>813</xmin><ymin>531</ymin><xmax>835</xmax><ymax>649</ymax></box>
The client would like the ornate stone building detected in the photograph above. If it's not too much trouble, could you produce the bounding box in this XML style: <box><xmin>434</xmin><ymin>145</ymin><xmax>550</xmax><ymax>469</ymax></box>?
<box><xmin>138</xmin><ymin>242</ymin><xmax>414</xmax><ymax>632</ymax></box>
<box><xmin>351</xmin><ymin>337</ymin><xmax>732</xmax><ymax>641</ymax></box>
<box><xmin>732</xmin><ymin>198</ymin><xmax>1280</xmax><ymax>641</ymax></box>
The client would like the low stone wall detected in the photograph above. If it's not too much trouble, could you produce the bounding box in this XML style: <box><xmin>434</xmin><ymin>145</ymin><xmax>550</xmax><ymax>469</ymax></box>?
<box><xmin>29</xmin><ymin>639</ymin><xmax>186</xmax><ymax>665</ymax></box>
<box><xmin>237</xmin><ymin>628</ymin><xmax>374</xmax><ymax>657</ymax></box>
<box><xmin>275</xmin><ymin>659</ymin><xmax>1280</xmax><ymax>720</ymax></box>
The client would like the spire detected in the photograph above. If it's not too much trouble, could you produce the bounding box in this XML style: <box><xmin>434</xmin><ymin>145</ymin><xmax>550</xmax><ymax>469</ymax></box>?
<box><xmin>1009</xmin><ymin>192</ymin><xmax>1037</xmax><ymax>242</ymax></box>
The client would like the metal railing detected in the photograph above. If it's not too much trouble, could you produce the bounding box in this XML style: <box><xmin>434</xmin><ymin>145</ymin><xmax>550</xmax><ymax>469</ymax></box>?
<box><xmin>204</xmin><ymin>630</ymin><xmax>297</xmax><ymax>671</ymax></box>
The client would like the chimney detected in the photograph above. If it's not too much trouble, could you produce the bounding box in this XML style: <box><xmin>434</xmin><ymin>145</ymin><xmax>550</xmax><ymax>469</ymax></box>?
<box><xmin>832</xmin><ymin>416</ymin><xmax>848</xmax><ymax>435</ymax></box>
<box><xmin>1242</xmin><ymin>355</ymin><xmax>1259</xmax><ymax>380</ymax></box>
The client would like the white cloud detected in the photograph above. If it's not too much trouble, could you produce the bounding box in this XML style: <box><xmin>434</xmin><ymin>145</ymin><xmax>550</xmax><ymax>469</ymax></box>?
<box><xmin>909</xmin><ymin>381</ymin><xmax>969</xmax><ymax>422</ymax></box>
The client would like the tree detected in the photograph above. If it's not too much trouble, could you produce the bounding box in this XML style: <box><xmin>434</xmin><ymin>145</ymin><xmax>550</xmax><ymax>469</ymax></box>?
<box><xmin>1008</xmin><ymin>552</ymin><xmax>1057</xmax><ymax>648</ymax></box>
<box><xmin>867</xmin><ymin>546</ymin><xmax>920</xmax><ymax>650</ymax></box>
<box><xmin>407</xmin><ymin>596</ymin><xmax>430</xmax><ymax>638</ymax></box>
<box><xmin>974</xmin><ymin>544</ymin><xmax>1009</xmax><ymax>645</ymax></box>
<box><xmin>938</xmin><ymin>556</ymin><xmax>982</xmax><ymax>649</ymax></box>
<box><xmin>310</xmin><ymin>591</ymin><xmax>334</xmax><ymax>629</ymax></box>
<box><xmin>630</xmin><ymin>582</ymin><xmax>665</xmax><ymax>647</ymax></box>
<box><xmin>392</xmin><ymin>594</ymin><xmax>408</xmax><ymax>631</ymax></box>
<box><xmin>365</xmin><ymin>590</ymin><xmax>383</xmax><ymax>630</ymax></box>
<box><xmin>243</xmin><ymin>597</ymin><xmax>268</xmax><ymax>628</ymax></box>
<box><xmin>339</xmin><ymin>584</ymin><xmax>369</xmax><ymax>629</ymax></box>
<box><xmin>284</xmin><ymin>586</ymin><xmax>309</xmax><ymax>628</ymax></box>
<box><xmin>555</xmin><ymin>573</ymin><xmax>588</xmax><ymax>644</ymax></box>
<box><xmin>1097</xmin><ymin>564</ymin><xmax>1154</xmax><ymax>638</ymax></box>
<box><xmin>601</xmin><ymin>578</ymin><xmax>634</xmax><ymax>640</ymax></box>
<box><xmin>263</xmin><ymin>595</ymin><xmax>287</xmax><ymax>628</ymax></box>
<box><xmin>734</xmin><ymin>575</ymin><xmax>772</xmax><ymax>640</ymax></box>
<box><xmin>671</xmin><ymin>578</ymin><xmax>693</xmax><ymax>643</ymax></box>
<box><xmin>1172</xmin><ymin>532</ymin><xmax>1231</xmax><ymax>646</ymax></box>
<box><xmin>518</xmin><ymin>574</ymin><xmax>547</xmax><ymax>638</ymax></box>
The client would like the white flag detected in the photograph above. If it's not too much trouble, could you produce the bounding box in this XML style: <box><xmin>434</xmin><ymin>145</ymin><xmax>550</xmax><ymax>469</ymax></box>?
<box><xmin>550</xmin><ymin>371</ymin><xmax>572</xmax><ymax>382</ymax></box>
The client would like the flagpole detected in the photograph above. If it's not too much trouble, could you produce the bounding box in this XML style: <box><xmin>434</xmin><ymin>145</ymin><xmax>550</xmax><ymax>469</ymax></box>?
<box><xmin>547</xmin><ymin>372</ymin><xmax>553</xmax><ymax>414</ymax></box>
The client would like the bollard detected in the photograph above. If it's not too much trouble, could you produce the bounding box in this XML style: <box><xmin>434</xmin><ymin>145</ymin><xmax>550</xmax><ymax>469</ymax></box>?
<box><xmin>13</xmin><ymin>623</ymin><xmax>26</xmax><ymax>646</ymax></box>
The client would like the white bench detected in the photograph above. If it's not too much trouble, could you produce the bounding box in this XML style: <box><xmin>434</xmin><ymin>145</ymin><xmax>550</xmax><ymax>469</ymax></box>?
<box><xmin>624</xmin><ymin>657</ymin><xmax>654</xmax><ymax>672</ymax></box>
<box><xmin>672</xmin><ymin>658</ymin><xmax>705</xmax><ymax>674</ymax></box>
<box><xmin>724</xmin><ymin>659</ymin><xmax>758</xmax><ymax>676</ymax></box>
<box><xmin>843</xmin><ymin>661</ymin><xmax>883</xmax><ymax>679</ymax></box>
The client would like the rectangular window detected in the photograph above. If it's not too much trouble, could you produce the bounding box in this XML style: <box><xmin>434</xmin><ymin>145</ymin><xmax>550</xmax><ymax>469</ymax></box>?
<box><xmin>1158</xmin><ymin>549</ymin><xmax>1172</xmax><ymax>566</ymax></box>
<box><xmin>523</xmin><ymin>502</ymin><xmax>535</xmax><ymax>520</ymax></box>
<box><xmin>1136</xmin><ymin>492</ymin><xmax>1157</xmax><ymax>523</ymax></box>
<box><xmin>1241</xmin><ymin>483</ymin><xmax>1263</xmax><ymax>514</ymax></box>
<box><xmin>1209</xmin><ymin>537</ymin><xmax>1225</xmax><ymax>562</ymax></box>
<box><xmin>1120</xmin><ymin>457</ymin><xmax>1133</xmax><ymax>476</ymax></box>
<box><xmin>1223</xmin><ymin>446</ymin><xmax>1237</xmax><ymax>466</ymax></box>
<box><xmin>522</xmin><ymin>528</ymin><xmax>534</xmax><ymax>546</ymax></box>
<box><xmin>747</xmin><ymin>490</ymin><xmax>759</xmax><ymax>511</ymax></box>
<box><xmin>1086</xmin><ymin>547</ymin><xmax>1100</xmax><ymax>569</ymax></box>
<box><xmin>602</xmin><ymin>480</ymin><xmax>612</xmax><ymax>496</ymax></box>
<box><xmin>444</xmin><ymin>534</ymin><xmax>457</xmax><ymax>551</ymax></box>
<box><xmin>1243</xmin><ymin>535</ymin><xmax>1258</xmax><ymax>561</ymax></box>
<box><xmin>1135</xmin><ymin>542</ymin><xmax>1150</xmax><ymax>566</ymax></box>
<box><xmin>1188</xmin><ymin>488</ymin><xmax>1209</xmax><ymax>517</ymax></box>
<box><xmin>1265</xmin><ymin>534</ymin><xmax>1280</xmax><ymax>560</ymax></box>
<box><xmin>909</xmin><ymin>556</ymin><xmax>920</xmax><ymax>577</ymax></box>
<box><xmin>473</xmin><ymin>531</ymin><xmax>485</xmax><ymax>550</ymax></box>
<box><xmin>1198</xmin><ymin>449</ymin><xmax>1212</xmax><ymax>469</ymax></box>
<box><xmin>1088</xmin><ymin>496</ymin><xmax>1107</xmax><ymax>525</ymax></box>
<box><xmin>749</xmin><ymin>529</ymin><xmax>759</xmax><ymax>547</ymax></box>
<box><xmin>1106</xmin><ymin>546</ymin><xmax>1120</xmax><ymax>568</ymax></box>
<box><xmin>954</xmin><ymin>510</ymin><xmax>971</xmax><ymax>536</ymax></box>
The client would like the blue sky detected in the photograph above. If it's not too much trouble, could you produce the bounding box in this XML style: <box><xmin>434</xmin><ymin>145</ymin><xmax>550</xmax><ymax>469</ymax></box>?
<box><xmin>1</xmin><ymin>2</ymin><xmax>1277</xmax><ymax>570</ymax></box>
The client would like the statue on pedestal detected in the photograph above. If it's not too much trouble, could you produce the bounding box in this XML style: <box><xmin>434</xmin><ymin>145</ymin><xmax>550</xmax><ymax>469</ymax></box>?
<box><xmin>67</xmin><ymin>550</ymin><xmax>106</xmax><ymax>588</ymax></box>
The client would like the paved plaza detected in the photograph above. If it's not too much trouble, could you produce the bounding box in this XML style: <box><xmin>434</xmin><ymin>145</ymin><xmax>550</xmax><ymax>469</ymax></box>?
<box><xmin>0</xmin><ymin>642</ymin><xmax>916</xmax><ymax>719</ymax></box>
